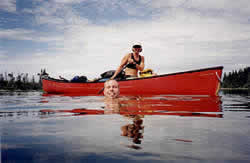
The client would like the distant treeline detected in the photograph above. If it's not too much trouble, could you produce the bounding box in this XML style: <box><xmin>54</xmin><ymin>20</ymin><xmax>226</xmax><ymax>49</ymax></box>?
<box><xmin>0</xmin><ymin>72</ymin><xmax>42</xmax><ymax>91</ymax></box>
<box><xmin>222</xmin><ymin>67</ymin><xmax>249</xmax><ymax>88</ymax></box>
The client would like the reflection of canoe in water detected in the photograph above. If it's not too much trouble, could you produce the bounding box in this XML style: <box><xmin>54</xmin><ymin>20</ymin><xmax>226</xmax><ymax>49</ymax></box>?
<box><xmin>40</xmin><ymin>96</ymin><xmax>223</xmax><ymax>118</ymax></box>
<box><xmin>42</xmin><ymin>66</ymin><xmax>223</xmax><ymax>96</ymax></box>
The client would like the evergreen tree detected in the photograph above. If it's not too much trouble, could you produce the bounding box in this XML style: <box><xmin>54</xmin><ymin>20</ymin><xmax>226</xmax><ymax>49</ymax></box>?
<box><xmin>222</xmin><ymin>67</ymin><xmax>249</xmax><ymax>88</ymax></box>
<box><xmin>0</xmin><ymin>71</ymin><xmax>42</xmax><ymax>90</ymax></box>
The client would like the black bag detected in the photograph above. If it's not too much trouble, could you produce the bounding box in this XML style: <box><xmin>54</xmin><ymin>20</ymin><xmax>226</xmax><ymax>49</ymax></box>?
<box><xmin>100</xmin><ymin>70</ymin><xmax>125</xmax><ymax>79</ymax></box>
<box><xmin>71</xmin><ymin>76</ymin><xmax>88</xmax><ymax>83</ymax></box>
<box><xmin>101</xmin><ymin>70</ymin><xmax>115</xmax><ymax>78</ymax></box>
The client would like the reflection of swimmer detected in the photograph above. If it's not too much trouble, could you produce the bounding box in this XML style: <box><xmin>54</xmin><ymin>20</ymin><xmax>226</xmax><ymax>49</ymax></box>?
<box><xmin>121</xmin><ymin>115</ymin><xmax>144</xmax><ymax>149</ymax></box>
<box><xmin>104</xmin><ymin>99</ymin><xmax>121</xmax><ymax>114</ymax></box>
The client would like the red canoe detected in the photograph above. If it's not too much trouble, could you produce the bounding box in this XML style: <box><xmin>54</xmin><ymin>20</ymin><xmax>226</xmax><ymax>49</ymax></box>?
<box><xmin>42</xmin><ymin>66</ymin><xmax>223</xmax><ymax>96</ymax></box>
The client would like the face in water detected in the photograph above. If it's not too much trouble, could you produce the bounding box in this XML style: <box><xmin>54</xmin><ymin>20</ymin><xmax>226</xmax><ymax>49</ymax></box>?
<box><xmin>104</xmin><ymin>80</ymin><xmax>120</xmax><ymax>99</ymax></box>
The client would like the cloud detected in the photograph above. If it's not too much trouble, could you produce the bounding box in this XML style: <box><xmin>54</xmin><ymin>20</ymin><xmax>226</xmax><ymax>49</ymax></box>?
<box><xmin>30</xmin><ymin>0</ymin><xmax>90</xmax><ymax>30</ymax></box>
<box><xmin>0</xmin><ymin>48</ymin><xmax>8</xmax><ymax>61</ymax></box>
<box><xmin>144</xmin><ymin>0</ymin><xmax>250</xmax><ymax>24</ymax></box>
<box><xmin>188</xmin><ymin>0</ymin><xmax>250</xmax><ymax>14</ymax></box>
<box><xmin>2</xmin><ymin>0</ymin><xmax>250</xmax><ymax>78</ymax></box>
<box><xmin>21</xmin><ymin>8</ymin><xmax>33</xmax><ymax>14</ymax></box>
<box><xmin>0</xmin><ymin>53</ymin><xmax>7</xmax><ymax>59</ymax></box>
<box><xmin>0</xmin><ymin>0</ymin><xmax>16</xmax><ymax>13</ymax></box>
<box><xmin>5</xmin><ymin>13</ymin><xmax>249</xmax><ymax>78</ymax></box>
<box><xmin>52</xmin><ymin>0</ymin><xmax>88</xmax><ymax>3</ymax></box>
<box><xmin>0</xmin><ymin>28</ymin><xmax>63</xmax><ymax>42</ymax></box>
<box><xmin>0</xmin><ymin>28</ymin><xmax>35</xmax><ymax>40</ymax></box>
<box><xmin>146</xmin><ymin>0</ymin><xmax>250</xmax><ymax>14</ymax></box>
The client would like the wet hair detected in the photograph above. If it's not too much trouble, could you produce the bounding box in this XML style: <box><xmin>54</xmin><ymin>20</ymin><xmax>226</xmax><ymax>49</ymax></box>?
<box><xmin>104</xmin><ymin>79</ymin><xmax>119</xmax><ymax>88</ymax></box>
<box><xmin>132</xmin><ymin>45</ymin><xmax>142</xmax><ymax>49</ymax></box>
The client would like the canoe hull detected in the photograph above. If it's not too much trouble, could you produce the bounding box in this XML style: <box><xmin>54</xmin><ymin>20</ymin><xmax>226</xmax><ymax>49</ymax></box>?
<box><xmin>42</xmin><ymin>66</ymin><xmax>223</xmax><ymax>96</ymax></box>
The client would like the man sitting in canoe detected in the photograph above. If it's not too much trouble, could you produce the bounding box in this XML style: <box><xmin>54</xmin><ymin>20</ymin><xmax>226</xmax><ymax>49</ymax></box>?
<box><xmin>111</xmin><ymin>44</ymin><xmax>145</xmax><ymax>79</ymax></box>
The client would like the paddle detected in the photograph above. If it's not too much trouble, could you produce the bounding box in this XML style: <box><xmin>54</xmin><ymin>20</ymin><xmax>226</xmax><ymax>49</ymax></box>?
<box><xmin>98</xmin><ymin>87</ymin><xmax>105</xmax><ymax>94</ymax></box>
<box><xmin>98</xmin><ymin>64</ymin><xmax>128</xmax><ymax>94</ymax></box>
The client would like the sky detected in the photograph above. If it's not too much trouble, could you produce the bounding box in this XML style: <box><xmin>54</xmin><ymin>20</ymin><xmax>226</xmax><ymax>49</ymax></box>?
<box><xmin>0</xmin><ymin>0</ymin><xmax>249</xmax><ymax>80</ymax></box>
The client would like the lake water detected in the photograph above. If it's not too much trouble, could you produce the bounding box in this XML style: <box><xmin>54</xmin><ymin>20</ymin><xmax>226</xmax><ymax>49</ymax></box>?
<box><xmin>0</xmin><ymin>90</ymin><xmax>249</xmax><ymax>163</ymax></box>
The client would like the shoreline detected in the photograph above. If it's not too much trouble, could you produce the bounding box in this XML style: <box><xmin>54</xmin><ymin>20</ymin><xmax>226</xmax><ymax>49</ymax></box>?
<box><xmin>0</xmin><ymin>89</ymin><xmax>42</xmax><ymax>92</ymax></box>
<box><xmin>220</xmin><ymin>88</ymin><xmax>248</xmax><ymax>91</ymax></box>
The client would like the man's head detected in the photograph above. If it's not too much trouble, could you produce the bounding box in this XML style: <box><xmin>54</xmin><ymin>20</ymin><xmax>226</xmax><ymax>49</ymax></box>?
<box><xmin>104</xmin><ymin>80</ymin><xmax>120</xmax><ymax>99</ymax></box>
